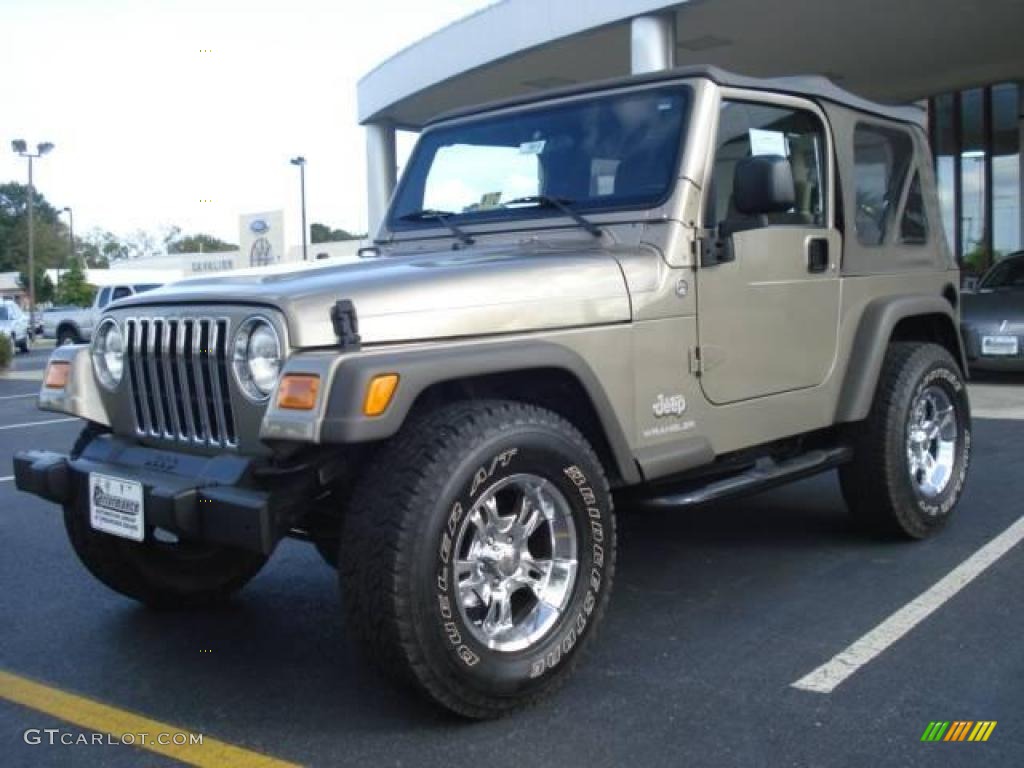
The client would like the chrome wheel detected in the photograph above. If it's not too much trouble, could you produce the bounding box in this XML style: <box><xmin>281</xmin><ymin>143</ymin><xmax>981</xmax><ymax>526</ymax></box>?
<box><xmin>906</xmin><ymin>384</ymin><xmax>958</xmax><ymax>499</ymax></box>
<box><xmin>453</xmin><ymin>474</ymin><xmax>578</xmax><ymax>653</ymax></box>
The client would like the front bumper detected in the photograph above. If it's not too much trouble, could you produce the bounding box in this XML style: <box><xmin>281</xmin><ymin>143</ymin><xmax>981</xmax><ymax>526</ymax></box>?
<box><xmin>13</xmin><ymin>434</ymin><xmax>287</xmax><ymax>555</ymax></box>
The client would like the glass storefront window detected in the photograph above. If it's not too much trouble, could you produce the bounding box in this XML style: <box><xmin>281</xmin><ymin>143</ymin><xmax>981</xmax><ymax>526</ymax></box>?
<box><xmin>960</xmin><ymin>88</ymin><xmax>988</xmax><ymax>275</ymax></box>
<box><xmin>992</xmin><ymin>83</ymin><xmax>1021</xmax><ymax>260</ymax></box>
<box><xmin>930</xmin><ymin>83</ymin><xmax>1022</xmax><ymax>287</ymax></box>
<box><xmin>933</xmin><ymin>93</ymin><xmax>957</xmax><ymax>255</ymax></box>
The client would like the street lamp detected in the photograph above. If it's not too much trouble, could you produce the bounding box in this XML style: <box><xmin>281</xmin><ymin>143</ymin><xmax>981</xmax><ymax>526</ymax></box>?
<box><xmin>290</xmin><ymin>156</ymin><xmax>308</xmax><ymax>261</ymax></box>
<box><xmin>11</xmin><ymin>139</ymin><xmax>55</xmax><ymax>316</ymax></box>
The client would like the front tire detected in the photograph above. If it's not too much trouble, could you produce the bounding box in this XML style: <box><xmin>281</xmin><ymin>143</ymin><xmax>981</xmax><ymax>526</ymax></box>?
<box><xmin>341</xmin><ymin>401</ymin><xmax>616</xmax><ymax>718</ymax></box>
<box><xmin>63</xmin><ymin>426</ymin><xmax>268</xmax><ymax>608</ymax></box>
<box><xmin>840</xmin><ymin>342</ymin><xmax>971</xmax><ymax>538</ymax></box>
<box><xmin>17</xmin><ymin>333</ymin><xmax>30</xmax><ymax>353</ymax></box>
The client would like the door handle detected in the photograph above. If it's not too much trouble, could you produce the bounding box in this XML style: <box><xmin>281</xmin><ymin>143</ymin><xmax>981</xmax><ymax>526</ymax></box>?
<box><xmin>807</xmin><ymin>238</ymin><xmax>829</xmax><ymax>273</ymax></box>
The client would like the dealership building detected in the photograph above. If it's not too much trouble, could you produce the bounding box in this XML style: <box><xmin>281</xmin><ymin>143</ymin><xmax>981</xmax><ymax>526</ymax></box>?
<box><xmin>358</xmin><ymin>0</ymin><xmax>1023</xmax><ymax>282</ymax></box>
<box><xmin>66</xmin><ymin>211</ymin><xmax>366</xmax><ymax>288</ymax></box>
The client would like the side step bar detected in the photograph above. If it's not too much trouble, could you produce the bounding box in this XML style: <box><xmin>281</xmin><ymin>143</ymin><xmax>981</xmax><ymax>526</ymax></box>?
<box><xmin>631</xmin><ymin>445</ymin><xmax>853</xmax><ymax>510</ymax></box>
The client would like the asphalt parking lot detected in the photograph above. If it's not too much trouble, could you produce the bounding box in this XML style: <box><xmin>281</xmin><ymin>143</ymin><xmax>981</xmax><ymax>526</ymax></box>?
<box><xmin>1</xmin><ymin>344</ymin><xmax>1021</xmax><ymax>767</ymax></box>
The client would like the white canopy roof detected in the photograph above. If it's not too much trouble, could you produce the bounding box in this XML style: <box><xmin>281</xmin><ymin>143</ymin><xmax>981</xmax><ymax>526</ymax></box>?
<box><xmin>358</xmin><ymin>0</ymin><xmax>1024</xmax><ymax>129</ymax></box>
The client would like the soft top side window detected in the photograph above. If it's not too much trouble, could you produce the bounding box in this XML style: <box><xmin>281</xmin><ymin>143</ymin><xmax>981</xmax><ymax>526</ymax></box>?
<box><xmin>853</xmin><ymin>123</ymin><xmax>914</xmax><ymax>246</ymax></box>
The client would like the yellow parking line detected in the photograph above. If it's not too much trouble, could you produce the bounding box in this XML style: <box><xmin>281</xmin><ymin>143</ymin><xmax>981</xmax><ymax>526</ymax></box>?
<box><xmin>0</xmin><ymin>669</ymin><xmax>300</xmax><ymax>767</ymax></box>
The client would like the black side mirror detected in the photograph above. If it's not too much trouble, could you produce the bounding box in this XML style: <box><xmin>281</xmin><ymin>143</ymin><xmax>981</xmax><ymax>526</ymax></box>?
<box><xmin>733</xmin><ymin>155</ymin><xmax>796</xmax><ymax>215</ymax></box>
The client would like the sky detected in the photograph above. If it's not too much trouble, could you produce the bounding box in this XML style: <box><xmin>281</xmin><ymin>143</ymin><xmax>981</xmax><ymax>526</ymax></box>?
<box><xmin>0</xmin><ymin>0</ymin><xmax>493</xmax><ymax>248</ymax></box>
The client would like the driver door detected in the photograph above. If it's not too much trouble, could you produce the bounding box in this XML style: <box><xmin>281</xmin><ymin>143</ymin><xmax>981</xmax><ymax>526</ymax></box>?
<box><xmin>697</xmin><ymin>95</ymin><xmax>841</xmax><ymax>405</ymax></box>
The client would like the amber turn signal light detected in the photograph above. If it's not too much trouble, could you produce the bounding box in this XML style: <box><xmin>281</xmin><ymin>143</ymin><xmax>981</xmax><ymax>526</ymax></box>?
<box><xmin>44</xmin><ymin>361</ymin><xmax>71</xmax><ymax>389</ymax></box>
<box><xmin>276</xmin><ymin>374</ymin><xmax>320</xmax><ymax>410</ymax></box>
<box><xmin>363</xmin><ymin>374</ymin><xmax>399</xmax><ymax>417</ymax></box>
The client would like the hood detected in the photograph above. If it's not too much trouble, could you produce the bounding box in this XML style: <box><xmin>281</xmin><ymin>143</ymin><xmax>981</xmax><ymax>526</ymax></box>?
<box><xmin>114</xmin><ymin>242</ymin><xmax>631</xmax><ymax>347</ymax></box>
<box><xmin>961</xmin><ymin>288</ymin><xmax>1024</xmax><ymax>327</ymax></box>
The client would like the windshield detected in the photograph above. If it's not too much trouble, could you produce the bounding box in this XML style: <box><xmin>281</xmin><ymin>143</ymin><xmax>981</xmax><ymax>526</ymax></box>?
<box><xmin>979</xmin><ymin>256</ymin><xmax>1024</xmax><ymax>289</ymax></box>
<box><xmin>388</xmin><ymin>85</ymin><xmax>691</xmax><ymax>232</ymax></box>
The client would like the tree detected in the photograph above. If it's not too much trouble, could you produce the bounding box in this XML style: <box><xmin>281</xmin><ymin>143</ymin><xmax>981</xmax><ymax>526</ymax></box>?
<box><xmin>167</xmin><ymin>232</ymin><xmax>237</xmax><ymax>253</ymax></box>
<box><xmin>123</xmin><ymin>229</ymin><xmax>159</xmax><ymax>260</ymax></box>
<box><xmin>311</xmin><ymin>222</ymin><xmax>365</xmax><ymax>243</ymax></box>
<box><xmin>18</xmin><ymin>267</ymin><xmax>54</xmax><ymax>304</ymax></box>
<box><xmin>54</xmin><ymin>258</ymin><xmax>95</xmax><ymax>307</ymax></box>
<box><xmin>84</xmin><ymin>230</ymin><xmax>133</xmax><ymax>264</ymax></box>
<box><xmin>0</xmin><ymin>182</ymin><xmax>70</xmax><ymax>274</ymax></box>
<box><xmin>76</xmin><ymin>235</ymin><xmax>110</xmax><ymax>269</ymax></box>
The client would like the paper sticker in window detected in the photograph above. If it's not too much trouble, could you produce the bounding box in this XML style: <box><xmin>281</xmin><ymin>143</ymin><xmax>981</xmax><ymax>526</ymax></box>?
<box><xmin>749</xmin><ymin>129</ymin><xmax>789</xmax><ymax>158</ymax></box>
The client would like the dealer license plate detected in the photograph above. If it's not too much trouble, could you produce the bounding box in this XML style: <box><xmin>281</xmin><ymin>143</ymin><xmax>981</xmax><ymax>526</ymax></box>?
<box><xmin>89</xmin><ymin>473</ymin><xmax>145</xmax><ymax>541</ymax></box>
<box><xmin>981</xmin><ymin>335</ymin><xmax>1019</xmax><ymax>356</ymax></box>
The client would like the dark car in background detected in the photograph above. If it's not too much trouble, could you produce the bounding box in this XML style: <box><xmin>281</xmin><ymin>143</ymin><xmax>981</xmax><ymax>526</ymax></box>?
<box><xmin>961</xmin><ymin>251</ymin><xmax>1024</xmax><ymax>373</ymax></box>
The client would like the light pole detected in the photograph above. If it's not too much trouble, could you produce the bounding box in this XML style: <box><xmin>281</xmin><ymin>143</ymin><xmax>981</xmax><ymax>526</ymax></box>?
<box><xmin>290</xmin><ymin>156</ymin><xmax>308</xmax><ymax>261</ymax></box>
<box><xmin>11</xmin><ymin>139</ymin><xmax>55</xmax><ymax>316</ymax></box>
<box><xmin>60</xmin><ymin>206</ymin><xmax>75</xmax><ymax>280</ymax></box>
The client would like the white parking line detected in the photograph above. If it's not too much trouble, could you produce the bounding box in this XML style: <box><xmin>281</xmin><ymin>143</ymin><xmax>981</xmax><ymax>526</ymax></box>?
<box><xmin>0</xmin><ymin>393</ymin><xmax>36</xmax><ymax>400</ymax></box>
<box><xmin>0</xmin><ymin>417</ymin><xmax>78</xmax><ymax>431</ymax></box>
<box><xmin>792</xmin><ymin>515</ymin><xmax>1024</xmax><ymax>694</ymax></box>
<box><xmin>0</xmin><ymin>476</ymin><xmax>12</xmax><ymax>483</ymax></box>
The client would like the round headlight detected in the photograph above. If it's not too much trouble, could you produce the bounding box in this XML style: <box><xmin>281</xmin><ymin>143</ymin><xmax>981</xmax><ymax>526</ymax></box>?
<box><xmin>232</xmin><ymin>317</ymin><xmax>282</xmax><ymax>400</ymax></box>
<box><xmin>92</xmin><ymin>318</ymin><xmax>124</xmax><ymax>389</ymax></box>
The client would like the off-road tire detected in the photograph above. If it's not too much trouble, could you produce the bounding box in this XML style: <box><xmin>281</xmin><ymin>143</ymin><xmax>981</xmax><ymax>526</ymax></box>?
<box><xmin>840</xmin><ymin>342</ymin><xmax>971</xmax><ymax>538</ymax></box>
<box><xmin>341</xmin><ymin>401</ymin><xmax>616</xmax><ymax>718</ymax></box>
<box><xmin>63</xmin><ymin>425</ymin><xmax>268</xmax><ymax>608</ymax></box>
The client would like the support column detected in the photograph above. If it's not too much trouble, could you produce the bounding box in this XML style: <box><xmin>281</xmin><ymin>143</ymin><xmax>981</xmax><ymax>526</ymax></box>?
<box><xmin>365</xmin><ymin>121</ymin><xmax>397</xmax><ymax>237</ymax></box>
<box><xmin>630</xmin><ymin>14</ymin><xmax>675</xmax><ymax>75</ymax></box>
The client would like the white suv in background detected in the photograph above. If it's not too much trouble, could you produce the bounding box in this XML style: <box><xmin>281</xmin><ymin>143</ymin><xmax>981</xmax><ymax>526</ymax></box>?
<box><xmin>0</xmin><ymin>300</ymin><xmax>32</xmax><ymax>354</ymax></box>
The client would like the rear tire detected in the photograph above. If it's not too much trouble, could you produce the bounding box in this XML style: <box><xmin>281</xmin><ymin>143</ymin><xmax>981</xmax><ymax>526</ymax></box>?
<box><xmin>63</xmin><ymin>425</ymin><xmax>268</xmax><ymax>608</ymax></box>
<box><xmin>57</xmin><ymin>327</ymin><xmax>79</xmax><ymax>347</ymax></box>
<box><xmin>341</xmin><ymin>401</ymin><xmax>616</xmax><ymax>718</ymax></box>
<box><xmin>839</xmin><ymin>342</ymin><xmax>971</xmax><ymax>538</ymax></box>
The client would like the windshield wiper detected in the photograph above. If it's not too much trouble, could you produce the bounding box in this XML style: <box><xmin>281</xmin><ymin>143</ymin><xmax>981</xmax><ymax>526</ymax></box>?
<box><xmin>503</xmin><ymin>195</ymin><xmax>603</xmax><ymax>238</ymax></box>
<box><xmin>399</xmin><ymin>208</ymin><xmax>474</xmax><ymax>246</ymax></box>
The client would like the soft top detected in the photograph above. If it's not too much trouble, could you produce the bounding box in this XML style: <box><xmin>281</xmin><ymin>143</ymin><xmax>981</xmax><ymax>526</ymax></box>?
<box><xmin>430</xmin><ymin>65</ymin><xmax>925</xmax><ymax>127</ymax></box>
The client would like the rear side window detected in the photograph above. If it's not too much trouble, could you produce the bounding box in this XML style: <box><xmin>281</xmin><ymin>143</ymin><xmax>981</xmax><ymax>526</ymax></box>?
<box><xmin>899</xmin><ymin>171</ymin><xmax>928</xmax><ymax>244</ymax></box>
<box><xmin>853</xmin><ymin>124</ymin><xmax>913</xmax><ymax>245</ymax></box>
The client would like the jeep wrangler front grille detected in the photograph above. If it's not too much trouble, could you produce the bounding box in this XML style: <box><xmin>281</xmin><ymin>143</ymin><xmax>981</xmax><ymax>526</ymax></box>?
<box><xmin>124</xmin><ymin>317</ymin><xmax>237</xmax><ymax>447</ymax></box>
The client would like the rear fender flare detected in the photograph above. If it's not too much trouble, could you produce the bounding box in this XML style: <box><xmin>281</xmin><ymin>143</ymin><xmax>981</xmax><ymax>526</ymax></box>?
<box><xmin>835</xmin><ymin>295</ymin><xmax>966</xmax><ymax>423</ymax></box>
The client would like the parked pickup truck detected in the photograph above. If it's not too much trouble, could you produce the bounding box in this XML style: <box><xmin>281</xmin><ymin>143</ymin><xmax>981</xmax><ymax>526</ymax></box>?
<box><xmin>44</xmin><ymin>283</ymin><xmax>160</xmax><ymax>345</ymax></box>
<box><xmin>15</xmin><ymin>66</ymin><xmax>970</xmax><ymax>718</ymax></box>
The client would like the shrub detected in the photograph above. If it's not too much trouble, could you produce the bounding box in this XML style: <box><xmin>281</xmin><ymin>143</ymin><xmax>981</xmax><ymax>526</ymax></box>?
<box><xmin>0</xmin><ymin>333</ymin><xmax>12</xmax><ymax>371</ymax></box>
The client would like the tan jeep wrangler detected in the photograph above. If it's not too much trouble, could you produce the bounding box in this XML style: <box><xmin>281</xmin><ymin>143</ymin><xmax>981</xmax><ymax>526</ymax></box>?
<box><xmin>15</xmin><ymin>66</ymin><xmax>970</xmax><ymax>718</ymax></box>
